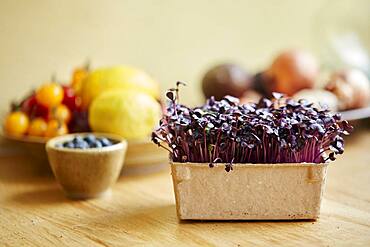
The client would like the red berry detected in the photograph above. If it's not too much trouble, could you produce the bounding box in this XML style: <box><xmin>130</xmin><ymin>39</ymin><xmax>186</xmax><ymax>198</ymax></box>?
<box><xmin>21</xmin><ymin>95</ymin><xmax>37</xmax><ymax>115</ymax></box>
<box><xmin>21</xmin><ymin>95</ymin><xmax>49</xmax><ymax>120</ymax></box>
<box><xmin>32</xmin><ymin>103</ymin><xmax>49</xmax><ymax>120</ymax></box>
<box><xmin>62</xmin><ymin>85</ymin><xmax>78</xmax><ymax>110</ymax></box>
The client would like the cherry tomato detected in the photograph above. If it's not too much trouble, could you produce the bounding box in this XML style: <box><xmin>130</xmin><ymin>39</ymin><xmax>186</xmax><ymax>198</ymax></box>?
<box><xmin>52</xmin><ymin>104</ymin><xmax>71</xmax><ymax>124</ymax></box>
<box><xmin>4</xmin><ymin>111</ymin><xmax>29</xmax><ymax>136</ymax></box>
<box><xmin>62</xmin><ymin>86</ymin><xmax>78</xmax><ymax>110</ymax></box>
<box><xmin>45</xmin><ymin>120</ymin><xmax>68</xmax><ymax>137</ymax></box>
<box><xmin>27</xmin><ymin>118</ymin><xmax>47</xmax><ymax>137</ymax></box>
<box><xmin>36</xmin><ymin>83</ymin><xmax>64</xmax><ymax>108</ymax></box>
<box><xmin>71</xmin><ymin>68</ymin><xmax>88</xmax><ymax>95</ymax></box>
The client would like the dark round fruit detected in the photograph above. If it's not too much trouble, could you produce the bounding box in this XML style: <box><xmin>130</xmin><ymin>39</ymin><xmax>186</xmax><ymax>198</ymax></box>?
<box><xmin>73</xmin><ymin>136</ymin><xmax>84</xmax><ymax>144</ymax></box>
<box><xmin>100</xmin><ymin>138</ymin><xmax>112</xmax><ymax>147</ymax></box>
<box><xmin>68</xmin><ymin>110</ymin><xmax>91</xmax><ymax>133</ymax></box>
<box><xmin>74</xmin><ymin>140</ymin><xmax>89</xmax><ymax>149</ymax></box>
<box><xmin>201</xmin><ymin>64</ymin><xmax>251</xmax><ymax>100</ymax></box>
<box><xmin>63</xmin><ymin>142</ymin><xmax>75</xmax><ymax>148</ymax></box>
<box><xmin>251</xmin><ymin>72</ymin><xmax>272</xmax><ymax>98</ymax></box>
<box><xmin>84</xmin><ymin>134</ymin><xmax>96</xmax><ymax>144</ymax></box>
<box><xmin>91</xmin><ymin>141</ymin><xmax>103</xmax><ymax>148</ymax></box>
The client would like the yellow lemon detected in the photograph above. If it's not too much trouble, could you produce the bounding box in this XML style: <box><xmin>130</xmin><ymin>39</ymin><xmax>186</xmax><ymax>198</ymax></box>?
<box><xmin>89</xmin><ymin>90</ymin><xmax>162</xmax><ymax>140</ymax></box>
<box><xmin>81</xmin><ymin>65</ymin><xmax>159</xmax><ymax>108</ymax></box>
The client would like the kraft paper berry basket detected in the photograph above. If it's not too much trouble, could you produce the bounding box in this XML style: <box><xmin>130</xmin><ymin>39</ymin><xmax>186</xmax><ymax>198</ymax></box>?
<box><xmin>152</xmin><ymin>83</ymin><xmax>352</xmax><ymax>220</ymax></box>
<box><xmin>170</xmin><ymin>162</ymin><xmax>328</xmax><ymax>220</ymax></box>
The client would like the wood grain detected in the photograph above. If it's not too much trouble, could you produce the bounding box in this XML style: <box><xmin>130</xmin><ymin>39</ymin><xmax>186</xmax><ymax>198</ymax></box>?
<box><xmin>0</xmin><ymin>131</ymin><xmax>370</xmax><ymax>246</ymax></box>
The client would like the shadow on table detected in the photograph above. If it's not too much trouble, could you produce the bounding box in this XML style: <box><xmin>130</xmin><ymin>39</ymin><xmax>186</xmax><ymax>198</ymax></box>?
<box><xmin>88</xmin><ymin>202</ymin><xmax>315</xmax><ymax>231</ymax></box>
<box><xmin>178</xmin><ymin>218</ymin><xmax>316</xmax><ymax>224</ymax></box>
<box><xmin>9</xmin><ymin>186</ymin><xmax>68</xmax><ymax>205</ymax></box>
<box><xmin>0</xmin><ymin>155</ymin><xmax>53</xmax><ymax>184</ymax></box>
<box><xmin>77</xmin><ymin>203</ymin><xmax>315</xmax><ymax>246</ymax></box>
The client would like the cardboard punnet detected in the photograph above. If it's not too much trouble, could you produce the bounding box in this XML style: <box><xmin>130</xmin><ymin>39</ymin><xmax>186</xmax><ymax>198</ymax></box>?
<box><xmin>171</xmin><ymin>162</ymin><xmax>328</xmax><ymax>220</ymax></box>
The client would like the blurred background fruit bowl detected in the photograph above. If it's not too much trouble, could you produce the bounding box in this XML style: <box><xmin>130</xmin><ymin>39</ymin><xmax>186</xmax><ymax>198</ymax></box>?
<box><xmin>1</xmin><ymin>63</ymin><xmax>168</xmax><ymax>175</ymax></box>
<box><xmin>200</xmin><ymin>49</ymin><xmax>370</xmax><ymax>120</ymax></box>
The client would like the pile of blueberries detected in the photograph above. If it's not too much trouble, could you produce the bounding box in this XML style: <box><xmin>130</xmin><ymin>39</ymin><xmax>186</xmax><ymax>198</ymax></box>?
<box><xmin>58</xmin><ymin>134</ymin><xmax>114</xmax><ymax>149</ymax></box>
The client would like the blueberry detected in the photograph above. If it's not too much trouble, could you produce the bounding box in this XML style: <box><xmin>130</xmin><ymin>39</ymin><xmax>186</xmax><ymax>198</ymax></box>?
<box><xmin>74</xmin><ymin>140</ymin><xmax>89</xmax><ymax>149</ymax></box>
<box><xmin>73</xmin><ymin>136</ymin><xmax>84</xmax><ymax>144</ymax></box>
<box><xmin>90</xmin><ymin>140</ymin><xmax>103</xmax><ymax>148</ymax></box>
<box><xmin>100</xmin><ymin>138</ymin><xmax>112</xmax><ymax>147</ymax></box>
<box><xmin>60</xmin><ymin>135</ymin><xmax>113</xmax><ymax>149</ymax></box>
<box><xmin>84</xmin><ymin>134</ymin><xmax>96</xmax><ymax>144</ymax></box>
<box><xmin>63</xmin><ymin>142</ymin><xmax>75</xmax><ymax>148</ymax></box>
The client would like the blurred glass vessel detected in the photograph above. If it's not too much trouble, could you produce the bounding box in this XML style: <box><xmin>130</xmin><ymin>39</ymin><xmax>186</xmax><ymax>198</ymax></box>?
<box><xmin>315</xmin><ymin>0</ymin><xmax>370</xmax><ymax>77</ymax></box>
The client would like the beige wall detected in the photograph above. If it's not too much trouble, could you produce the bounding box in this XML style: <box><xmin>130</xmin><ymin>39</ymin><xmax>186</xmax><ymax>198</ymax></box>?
<box><xmin>0</xmin><ymin>0</ymin><xmax>367</xmax><ymax>114</ymax></box>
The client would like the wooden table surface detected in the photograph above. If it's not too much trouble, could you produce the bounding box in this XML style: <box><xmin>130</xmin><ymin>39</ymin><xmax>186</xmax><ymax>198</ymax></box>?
<box><xmin>0</xmin><ymin>131</ymin><xmax>369</xmax><ymax>246</ymax></box>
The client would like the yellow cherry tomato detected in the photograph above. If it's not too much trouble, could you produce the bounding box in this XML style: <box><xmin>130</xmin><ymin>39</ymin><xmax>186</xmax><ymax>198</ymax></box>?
<box><xmin>4</xmin><ymin>111</ymin><xmax>29</xmax><ymax>136</ymax></box>
<box><xmin>36</xmin><ymin>83</ymin><xmax>64</xmax><ymax>108</ymax></box>
<box><xmin>27</xmin><ymin>118</ymin><xmax>47</xmax><ymax>137</ymax></box>
<box><xmin>45</xmin><ymin>120</ymin><xmax>68</xmax><ymax>137</ymax></box>
<box><xmin>71</xmin><ymin>68</ymin><xmax>88</xmax><ymax>95</ymax></box>
<box><xmin>52</xmin><ymin>104</ymin><xmax>71</xmax><ymax>124</ymax></box>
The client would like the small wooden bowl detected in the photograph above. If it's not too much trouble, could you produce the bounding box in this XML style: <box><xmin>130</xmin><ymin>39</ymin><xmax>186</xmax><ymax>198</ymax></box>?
<box><xmin>46</xmin><ymin>133</ymin><xmax>127</xmax><ymax>199</ymax></box>
<box><xmin>1</xmin><ymin>130</ymin><xmax>168</xmax><ymax>176</ymax></box>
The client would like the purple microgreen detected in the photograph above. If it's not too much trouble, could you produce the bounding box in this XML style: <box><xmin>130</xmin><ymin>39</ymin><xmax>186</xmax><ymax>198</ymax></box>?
<box><xmin>153</xmin><ymin>85</ymin><xmax>353</xmax><ymax>171</ymax></box>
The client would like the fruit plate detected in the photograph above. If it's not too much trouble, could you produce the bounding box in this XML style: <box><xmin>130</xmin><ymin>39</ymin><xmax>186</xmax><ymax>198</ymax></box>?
<box><xmin>339</xmin><ymin>106</ymin><xmax>370</xmax><ymax>121</ymax></box>
<box><xmin>1</xmin><ymin>131</ymin><xmax>51</xmax><ymax>173</ymax></box>
<box><xmin>122</xmin><ymin>140</ymin><xmax>169</xmax><ymax>175</ymax></box>
<box><xmin>0</xmin><ymin>130</ymin><xmax>168</xmax><ymax>176</ymax></box>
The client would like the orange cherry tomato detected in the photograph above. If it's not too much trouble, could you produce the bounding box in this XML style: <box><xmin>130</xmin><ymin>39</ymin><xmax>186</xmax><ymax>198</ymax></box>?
<box><xmin>36</xmin><ymin>83</ymin><xmax>64</xmax><ymax>108</ymax></box>
<box><xmin>52</xmin><ymin>104</ymin><xmax>71</xmax><ymax>124</ymax></box>
<box><xmin>45</xmin><ymin>120</ymin><xmax>68</xmax><ymax>137</ymax></box>
<box><xmin>4</xmin><ymin>111</ymin><xmax>29</xmax><ymax>136</ymax></box>
<box><xmin>27</xmin><ymin>118</ymin><xmax>47</xmax><ymax>137</ymax></box>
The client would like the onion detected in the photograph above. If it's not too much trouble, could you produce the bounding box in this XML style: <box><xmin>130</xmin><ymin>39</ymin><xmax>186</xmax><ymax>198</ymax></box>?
<box><xmin>267</xmin><ymin>50</ymin><xmax>319</xmax><ymax>96</ymax></box>
<box><xmin>293</xmin><ymin>89</ymin><xmax>338</xmax><ymax>111</ymax></box>
<box><xmin>325</xmin><ymin>69</ymin><xmax>370</xmax><ymax>110</ymax></box>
